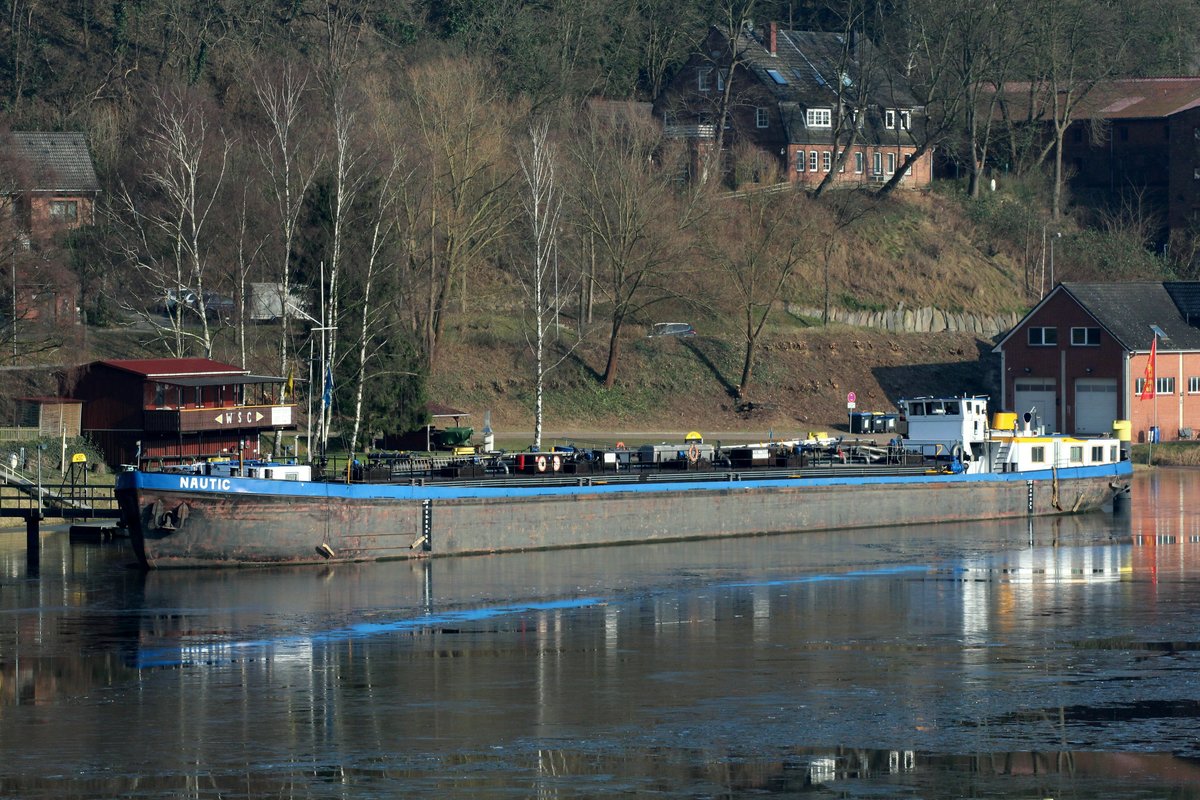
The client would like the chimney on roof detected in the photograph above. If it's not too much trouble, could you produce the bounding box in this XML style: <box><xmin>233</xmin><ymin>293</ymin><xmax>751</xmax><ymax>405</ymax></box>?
<box><xmin>768</xmin><ymin>22</ymin><xmax>778</xmax><ymax>56</ymax></box>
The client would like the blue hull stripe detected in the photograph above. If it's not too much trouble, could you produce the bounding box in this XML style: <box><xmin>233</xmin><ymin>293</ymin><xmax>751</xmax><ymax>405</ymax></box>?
<box><xmin>118</xmin><ymin>460</ymin><xmax>1132</xmax><ymax>502</ymax></box>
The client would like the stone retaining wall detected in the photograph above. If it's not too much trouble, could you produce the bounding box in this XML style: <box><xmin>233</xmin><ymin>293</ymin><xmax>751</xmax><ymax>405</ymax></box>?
<box><xmin>788</xmin><ymin>305</ymin><xmax>1023</xmax><ymax>338</ymax></box>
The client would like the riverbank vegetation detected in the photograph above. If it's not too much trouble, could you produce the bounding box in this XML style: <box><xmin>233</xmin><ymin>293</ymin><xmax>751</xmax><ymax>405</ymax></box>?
<box><xmin>2</xmin><ymin>1</ymin><xmax>1198</xmax><ymax>441</ymax></box>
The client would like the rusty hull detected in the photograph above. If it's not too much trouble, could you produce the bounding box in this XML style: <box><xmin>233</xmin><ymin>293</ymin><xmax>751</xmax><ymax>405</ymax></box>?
<box><xmin>118</xmin><ymin>469</ymin><xmax>1128</xmax><ymax>568</ymax></box>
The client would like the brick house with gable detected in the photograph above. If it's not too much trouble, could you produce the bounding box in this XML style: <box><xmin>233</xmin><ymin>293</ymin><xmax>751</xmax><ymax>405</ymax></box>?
<box><xmin>994</xmin><ymin>282</ymin><xmax>1200</xmax><ymax>442</ymax></box>
<box><xmin>3</xmin><ymin>131</ymin><xmax>100</xmax><ymax>324</ymax></box>
<box><xmin>655</xmin><ymin>23</ymin><xmax>932</xmax><ymax>188</ymax></box>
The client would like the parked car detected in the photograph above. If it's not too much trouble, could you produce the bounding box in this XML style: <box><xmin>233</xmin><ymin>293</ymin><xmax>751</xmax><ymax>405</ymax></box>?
<box><xmin>647</xmin><ymin>322</ymin><xmax>696</xmax><ymax>337</ymax></box>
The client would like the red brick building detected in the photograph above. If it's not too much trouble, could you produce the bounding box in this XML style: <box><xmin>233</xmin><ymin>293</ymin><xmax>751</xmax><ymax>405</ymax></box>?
<box><xmin>65</xmin><ymin>358</ymin><xmax>296</xmax><ymax>468</ymax></box>
<box><xmin>994</xmin><ymin>282</ymin><xmax>1200</xmax><ymax>442</ymax></box>
<box><xmin>655</xmin><ymin>24</ymin><xmax>933</xmax><ymax>189</ymax></box>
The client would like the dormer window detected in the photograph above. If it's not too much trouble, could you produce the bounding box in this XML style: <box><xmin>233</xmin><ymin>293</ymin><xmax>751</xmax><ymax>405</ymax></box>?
<box><xmin>885</xmin><ymin>110</ymin><xmax>911</xmax><ymax>130</ymax></box>
<box><xmin>806</xmin><ymin>108</ymin><xmax>831</xmax><ymax>127</ymax></box>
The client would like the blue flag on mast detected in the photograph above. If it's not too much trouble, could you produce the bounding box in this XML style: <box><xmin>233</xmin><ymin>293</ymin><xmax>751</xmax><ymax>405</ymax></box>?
<box><xmin>322</xmin><ymin>364</ymin><xmax>334</xmax><ymax>408</ymax></box>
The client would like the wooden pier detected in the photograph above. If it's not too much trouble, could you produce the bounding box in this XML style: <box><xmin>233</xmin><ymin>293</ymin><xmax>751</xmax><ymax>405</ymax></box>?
<box><xmin>1</xmin><ymin>473</ymin><xmax>123</xmax><ymax>569</ymax></box>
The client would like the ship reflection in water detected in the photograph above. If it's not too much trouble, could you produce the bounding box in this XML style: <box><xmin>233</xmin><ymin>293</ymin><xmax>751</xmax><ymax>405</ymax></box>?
<box><xmin>3</xmin><ymin>469</ymin><xmax>1200</xmax><ymax>797</ymax></box>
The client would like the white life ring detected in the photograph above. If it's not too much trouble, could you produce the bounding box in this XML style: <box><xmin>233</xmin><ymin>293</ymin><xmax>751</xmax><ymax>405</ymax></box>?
<box><xmin>535</xmin><ymin>455</ymin><xmax>548</xmax><ymax>473</ymax></box>
<box><xmin>551</xmin><ymin>454</ymin><xmax>562</xmax><ymax>472</ymax></box>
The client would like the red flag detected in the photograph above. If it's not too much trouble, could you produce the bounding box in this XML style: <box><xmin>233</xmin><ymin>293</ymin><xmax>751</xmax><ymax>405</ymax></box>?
<box><xmin>1139</xmin><ymin>336</ymin><xmax>1157</xmax><ymax>400</ymax></box>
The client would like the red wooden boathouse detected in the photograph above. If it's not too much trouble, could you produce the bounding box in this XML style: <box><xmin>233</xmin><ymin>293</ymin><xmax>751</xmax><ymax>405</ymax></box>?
<box><xmin>65</xmin><ymin>358</ymin><xmax>296</xmax><ymax>468</ymax></box>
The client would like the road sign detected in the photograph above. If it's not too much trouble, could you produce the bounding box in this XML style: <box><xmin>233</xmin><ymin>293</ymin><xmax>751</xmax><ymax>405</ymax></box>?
<box><xmin>847</xmin><ymin>391</ymin><xmax>856</xmax><ymax>407</ymax></box>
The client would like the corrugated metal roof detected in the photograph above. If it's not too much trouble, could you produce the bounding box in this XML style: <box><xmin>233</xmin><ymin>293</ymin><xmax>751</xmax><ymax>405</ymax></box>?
<box><xmin>9</xmin><ymin>132</ymin><xmax>101</xmax><ymax>193</ymax></box>
<box><xmin>99</xmin><ymin>358</ymin><xmax>249</xmax><ymax>378</ymax></box>
<box><xmin>999</xmin><ymin>78</ymin><xmax>1200</xmax><ymax>121</ymax></box>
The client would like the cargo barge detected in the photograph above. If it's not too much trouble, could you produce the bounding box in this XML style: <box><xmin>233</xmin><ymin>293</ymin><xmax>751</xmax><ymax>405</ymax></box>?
<box><xmin>115</xmin><ymin>397</ymin><xmax>1133</xmax><ymax>568</ymax></box>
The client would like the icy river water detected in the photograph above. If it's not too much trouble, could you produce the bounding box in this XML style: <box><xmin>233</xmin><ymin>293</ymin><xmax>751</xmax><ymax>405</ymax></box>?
<box><xmin>2</xmin><ymin>468</ymin><xmax>1200</xmax><ymax>798</ymax></box>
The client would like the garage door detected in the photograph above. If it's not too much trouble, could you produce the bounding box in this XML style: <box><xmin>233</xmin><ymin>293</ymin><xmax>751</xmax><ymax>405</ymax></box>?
<box><xmin>1074</xmin><ymin>378</ymin><xmax>1118</xmax><ymax>435</ymax></box>
<box><xmin>1014</xmin><ymin>379</ymin><xmax>1057</xmax><ymax>432</ymax></box>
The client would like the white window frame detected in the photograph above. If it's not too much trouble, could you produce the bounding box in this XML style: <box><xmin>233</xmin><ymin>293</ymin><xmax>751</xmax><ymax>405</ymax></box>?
<box><xmin>872</xmin><ymin>152</ymin><xmax>882</xmax><ymax>175</ymax></box>
<box><xmin>1069</xmin><ymin>446</ymin><xmax>1083</xmax><ymax>463</ymax></box>
<box><xmin>1158</xmin><ymin>376</ymin><xmax>1176</xmax><ymax>395</ymax></box>
<box><xmin>1028</xmin><ymin>326</ymin><xmax>1057</xmax><ymax>346</ymax></box>
<box><xmin>810</xmin><ymin>151</ymin><xmax>818</xmax><ymax>171</ymax></box>
<box><xmin>854</xmin><ymin>151</ymin><xmax>864</xmax><ymax>173</ymax></box>
<box><xmin>822</xmin><ymin>151</ymin><xmax>831</xmax><ymax>171</ymax></box>
<box><xmin>806</xmin><ymin>108</ymin><xmax>832</xmax><ymax>127</ymax></box>
<box><xmin>899</xmin><ymin>110</ymin><xmax>911</xmax><ymax>130</ymax></box>
<box><xmin>755</xmin><ymin>107</ymin><xmax>769</xmax><ymax>128</ymax></box>
<box><xmin>1070</xmin><ymin>327</ymin><xmax>1100</xmax><ymax>346</ymax></box>
<box><xmin>1189</xmin><ymin>376</ymin><xmax>1200</xmax><ymax>394</ymax></box>
<box><xmin>1031</xmin><ymin>446</ymin><xmax>1045</xmax><ymax>463</ymax></box>
<box><xmin>698</xmin><ymin>68</ymin><xmax>712</xmax><ymax>92</ymax></box>
<box><xmin>886</xmin><ymin>153</ymin><xmax>895</xmax><ymax>174</ymax></box>
<box><xmin>796</xmin><ymin>150</ymin><xmax>806</xmax><ymax>173</ymax></box>
<box><xmin>885</xmin><ymin>109</ymin><xmax>896</xmax><ymax>129</ymax></box>
<box><xmin>716</xmin><ymin>69</ymin><xmax>726</xmax><ymax>91</ymax></box>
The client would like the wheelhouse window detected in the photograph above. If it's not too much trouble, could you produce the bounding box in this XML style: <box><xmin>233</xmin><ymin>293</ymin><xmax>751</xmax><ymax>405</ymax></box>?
<box><xmin>1070</xmin><ymin>327</ymin><xmax>1100</xmax><ymax>346</ymax></box>
<box><xmin>1070</xmin><ymin>446</ymin><xmax>1083</xmax><ymax>463</ymax></box>
<box><xmin>1091</xmin><ymin>445</ymin><xmax>1104</xmax><ymax>462</ymax></box>
<box><xmin>1030</xmin><ymin>446</ymin><xmax>1045</xmax><ymax>463</ymax></box>
<box><xmin>806</xmin><ymin>108</ymin><xmax>832</xmax><ymax>127</ymax></box>
<box><xmin>1028</xmin><ymin>327</ymin><xmax>1057</xmax><ymax>346</ymax></box>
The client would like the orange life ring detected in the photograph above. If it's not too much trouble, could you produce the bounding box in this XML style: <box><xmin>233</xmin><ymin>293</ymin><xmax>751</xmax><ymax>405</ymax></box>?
<box><xmin>687</xmin><ymin>444</ymin><xmax>700</xmax><ymax>463</ymax></box>
<box><xmin>535</xmin><ymin>455</ymin><xmax>548</xmax><ymax>472</ymax></box>
<box><xmin>551</xmin><ymin>454</ymin><xmax>562</xmax><ymax>472</ymax></box>
<box><xmin>615</xmin><ymin>441</ymin><xmax>626</xmax><ymax>450</ymax></box>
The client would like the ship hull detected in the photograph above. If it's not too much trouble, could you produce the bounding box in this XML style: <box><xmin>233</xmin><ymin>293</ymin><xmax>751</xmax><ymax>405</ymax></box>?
<box><xmin>115</xmin><ymin>463</ymin><xmax>1133</xmax><ymax>569</ymax></box>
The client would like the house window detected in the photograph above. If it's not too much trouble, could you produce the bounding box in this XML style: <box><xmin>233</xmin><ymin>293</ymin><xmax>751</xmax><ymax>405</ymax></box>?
<box><xmin>1158</xmin><ymin>376</ymin><xmax>1176</xmax><ymax>395</ymax></box>
<box><xmin>872</xmin><ymin>152</ymin><xmax>882</xmax><ymax>175</ymax></box>
<box><xmin>756</xmin><ymin>107</ymin><xmax>769</xmax><ymax>128</ymax></box>
<box><xmin>885</xmin><ymin>109</ymin><xmax>895</xmax><ymax>129</ymax></box>
<box><xmin>1070</xmin><ymin>327</ymin><xmax>1100</xmax><ymax>346</ymax></box>
<box><xmin>810</xmin><ymin>151</ymin><xmax>819</xmax><ymax>171</ymax></box>
<box><xmin>1028</xmin><ymin>326</ymin><xmax>1057</xmax><ymax>346</ymax></box>
<box><xmin>716</xmin><ymin>70</ymin><xmax>726</xmax><ymax>91</ymax></box>
<box><xmin>49</xmin><ymin>200</ymin><xmax>78</xmax><ymax>222</ymax></box>
<box><xmin>838</xmin><ymin>156</ymin><xmax>845</xmax><ymax>173</ymax></box>
<box><xmin>796</xmin><ymin>150</ymin><xmax>806</xmax><ymax>172</ymax></box>
<box><xmin>899</xmin><ymin>110</ymin><xmax>911</xmax><ymax>130</ymax></box>
<box><xmin>886</xmin><ymin>153</ymin><xmax>895</xmax><ymax>174</ymax></box>
<box><xmin>854</xmin><ymin>151</ymin><xmax>864</xmax><ymax>173</ymax></box>
<box><xmin>1189</xmin><ymin>376</ymin><xmax>1200</xmax><ymax>394</ymax></box>
<box><xmin>822</xmin><ymin>151</ymin><xmax>831</xmax><ymax>171</ymax></box>
<box><xmin>698</xmin><ymin>68</ymin><xmax>712</xmax><ymax>92</ymax></box>
<box><xmin>1031</xmin><ymin>446</ymin><xmax>1045</xmax><ymax>463</ymax></box>
<box><xmin>806</xmin><ymin>108</ymin><xmax>832</xmax><ymax>127</ymax></box>
<box><xmin>154</xmin><ymin>383</ymin><xmax>166</xmax><ymax>407</ymax></box>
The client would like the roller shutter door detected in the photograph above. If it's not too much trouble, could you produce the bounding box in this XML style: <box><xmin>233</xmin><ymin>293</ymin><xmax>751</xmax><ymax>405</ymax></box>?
<box><xmin>1074</xmin><ymin>378</ymin><xmax>1118</xmax><ymax>435</ymax></box>
<box><xmin>1013</xmin><ymin>379</ymin><xmax>1057</xmax><ymax>432</ymax></box>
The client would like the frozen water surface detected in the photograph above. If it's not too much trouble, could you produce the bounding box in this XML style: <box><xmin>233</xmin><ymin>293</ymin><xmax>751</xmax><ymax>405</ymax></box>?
<box><xmin>2</xmin><ymin>469</ymin><xmax>1199</xmax><ymax>797</ymax></box>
